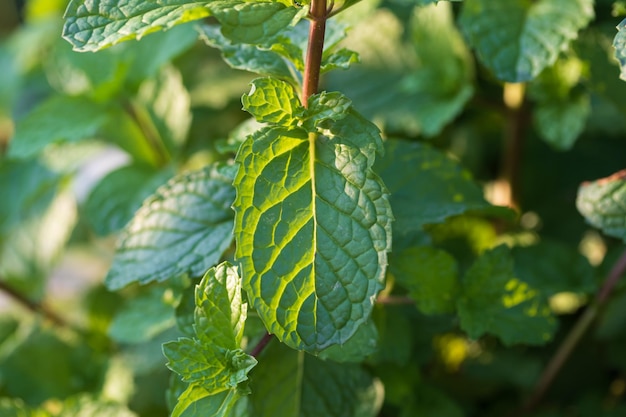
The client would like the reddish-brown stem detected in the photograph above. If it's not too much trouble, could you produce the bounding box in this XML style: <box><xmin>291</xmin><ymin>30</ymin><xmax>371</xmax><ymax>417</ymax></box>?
<box><xmin>302</xmin><ymin>0</ymin><xmax>329</xmax><ymax>105</ymax></box>
<box><xmin>250</xmin><ymin>332</ymin><xmax>273</xmax><ymax>357</ymax></box>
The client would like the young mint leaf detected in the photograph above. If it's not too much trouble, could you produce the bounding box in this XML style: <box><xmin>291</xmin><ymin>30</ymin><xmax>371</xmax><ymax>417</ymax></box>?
<box><xmin>241</xmin><ymin>78</ymin><xmax>303</xmax><ymax>126</ymax></box>
<box><xmin>391</xmin><ymin>246</ymin><xmax>459</xmax><ymax>315</ymax></box>
<box><xmin>321</xmin><ymin>48</ymin><xmax>359</xmax><ymax>73</ymax></box>
<box><xmin>249</xmin><ymin>342</ymin><xmax>383</xmax><ymax>417</ymax></box>
<box><xmin>193</xmin><ymin>262</ymin><xmax>246</xmax><ymax>350</ymax></box>
<box><xmin>233</xmin><ymin>125</ymin><xmax>392</xmax><ymax>353</ymax></box>
<box><xmin>374</xmin><ymin>139</ymin><xmax>490</xmax><ymax>240</ymax></box>
<box><xmin>84</xmin><ymin>165</ymin><xmax>172</xmax><ymax>236</ymax></box>
<box><xmin>302</xmin><ymin>91</ymin><xmax>352</xmax><ymax>131</ymax></box>
<box><xmin>614</xmin><ymin>18</ymin><xmax>626</xmax><ymax>81</ymax></box>
<box><xmin>172</xmin><ymin>385</ymin><xmax>248</xmax><ymax>417</ymax></box>
<box><xmin>456</xmin><ymin>245</ymin><xmax>556</xmax><ymax>345</ymax></box>
<box><xmin>105</xmin><ymin>163</ymin><xmax>236</xmax><ymax>290</ymax></box>
<box><xmin>63</xmin><ymin>0</ymin><xmax>211</xmax><ymax>52</ymax></box>
<box><xmin>317</xmin><ymin>108</ymin><xmax>384</xmax><ymax>160</ymax></box>
<box><xmin>164</xmin><ymin>263</ymin><xmax>256</xmax><ymax>402</ymax></box>
<box><xmin>199</xmin><ymin>24</ymin><xmax>295</xmax><ymax>81</ymax></box>
<box><xmin>8</xmin><ymin>95</ymin><xmax>108</xmax><ymax>159</ymax></box>
<box><xmin>576</xmin><ymin>170</ymin><xmax>626</xmax><ymax>242</ymax></box>
<box><xmin>208</xmin><ymin>1</ymin><xmax>300</xmax><ymax>47</ymax></box>
<box><xmin>459</xmin><ymin>0</ymin><xmax>594</xmax><ymax>82</ymax></box>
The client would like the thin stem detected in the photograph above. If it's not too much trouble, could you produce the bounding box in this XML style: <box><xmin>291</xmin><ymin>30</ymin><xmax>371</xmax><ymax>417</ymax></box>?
<box><xmin>376</xmin><ymin>295</ymin><xmax>415</xmax><ymax>305</ymax></box>
<box><xmin>520</xmin><ymin>248</ymin><xmax>626</xmax><ymax>413</ymax></box>
<box><xmin>250</xmin><ymin>332</ymin><xmax>273</xmax><ymax>357</ymax></box>
<box><xmin>123</xmin><ymin>100</ymin><xmax>170</xmax><ymax>167</ymax></box>
<box><xmin>0</xmin><ymin>279</ymin><xmax>68</xmax><ymax>327</ymax></box>
<box><xmin>302</xmin><ymin>0</ymin><xmax>329</xmax><ymax>105</ymax></box>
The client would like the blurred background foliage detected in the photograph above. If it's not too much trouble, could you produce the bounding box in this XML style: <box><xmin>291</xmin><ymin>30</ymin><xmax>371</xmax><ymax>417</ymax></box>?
<box><xmin>1</xmin><ymin>0</ymin><xmax>626</xmax><ymax>416</ymax></box>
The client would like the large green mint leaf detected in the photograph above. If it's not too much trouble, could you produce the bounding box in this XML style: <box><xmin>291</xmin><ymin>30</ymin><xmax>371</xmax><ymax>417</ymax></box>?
<box><xmin>233</xmin><ymin>126</ymin><xmax>392</xmax><ymax>352</ymax></box>
<box><xmin>193</xmin><ymin>262</ymin><xmax>246</xmax><ymax>350</ymax></box>
<box><xmin>172</xmin><ymin>385</ymin><xmax>248</xmax><ymax>417</ymax></box>
<box><xmin>199</xmin><ymin>24</ymin><xmax>295</xmax><ymax>80</ymax></box>
<box><xmin>391</xmin><ymin>246</ymin><xmax>459</xmax><ymax>315</ymax></box>
<box><xmin>0</xmin><ymin>159</ymin><xmax>61</xmax><ymax>238</ymax></box>
<box><xmin>84</xmin><ymin>165</ymin><xmax>172</xmax><ymax>236</ymax></box>
<box><xmin>9</xmin><ymin>95</ymin><xmax>108</xmax><ymax>159</ymax></box>
<box><xmin>374</xmin><ymin>139</ymin><xmax>490</xmax><ymax>240</ymax></box>
<box><xmin>615</xmin><ymin>18</ymin><xmax>626</xmax><ymax>81</ymax></box>
<box><xmin>456</xmin><ymin>245</ymin><xmax>556</xmax><ymax>345</ymax></box>
<box><xmin>250</xmin><ymin>342</ymin><xmax>383</xmax><ymax>417</ymax></box>
<box><xmin>242</xmin><ymin>78</ymin><xmax>303</xmax><ymax>126</ymax></box>
<box><xmin>164</xmin><ymin>263</ymin><xmax>256</xmax><ymax>401</ymax></box>
<box><xmin>105</xmin><ymin>163</ymin><xmax>236</xmax><ymax>290</ymax></box>
<box><xmin>459</xmin><ymin>0</ymin><xmax>594</xmax><ymax>82</ymax></box>
<box><xmin>208</xmin><ymin>1</ymin><xmax>299</xmax><ymax>46</ymax></box>
<box><xmin>63</xmin><ymin>0</ymin><xmax>211</xmax><ymax>52</ymax></box>
<box><xmin>576</xmin><ymin>170</ymin><xmax>626</xmax><ymax>241</ymax></box>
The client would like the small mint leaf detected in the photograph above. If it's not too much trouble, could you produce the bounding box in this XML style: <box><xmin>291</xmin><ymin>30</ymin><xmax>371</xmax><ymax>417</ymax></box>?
<box><xmin>615</xmin><ymin>18</ymin><xmax>626</xmax><ymax>81</ymax></box>
<box><xmin>577</xmin><ymin>170</ymin><xmax>626</xmax><ymax>242</ymax></box>
<box><xmin>302</xmin><ymin>91</ymin><xmax>352</xmax><ymax>131</ymax></box>
<box><xmin>242</xmin><ymin>78</ymin><xmax>303</xmax><ymax>126</ymax></box>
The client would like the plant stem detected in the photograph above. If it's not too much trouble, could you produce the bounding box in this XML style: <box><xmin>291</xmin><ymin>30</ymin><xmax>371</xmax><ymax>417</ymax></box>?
<box><xmin>0</xmin><ymin>279</ymin><xmax>68</xmax><ymax>327</ymax></box>
<box><xmin>376</xmin><ymin>295</ymin><xmax>415</xmax><ymax>305</ymax></box>
<box><xmin>123</xmin><ymin>99</ymin><xmax>170</xmax><ymax>167</ymax></box>
<box><xmin>521</xmin><ymin>248</ymin><xmax>626</xmax><ymax>412</ymax></box>
<box><xmin>302</xmin><ymin>0</ymin><xmax>329</xmax><ymax>105</ymax></box>
<box><xmin>250</xmin><ymin>332</ymin><xmax>273</xmax><ymax>357</ymax></box>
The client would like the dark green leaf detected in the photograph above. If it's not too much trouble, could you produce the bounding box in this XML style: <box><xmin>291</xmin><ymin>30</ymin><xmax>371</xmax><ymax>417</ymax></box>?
<box><xmin>318</xmin><ymin>319</ymin><xmax>379</xmax><ymax>363</ymax></box>
<box><xmin>576</xmin><ymin>170</ymin><xmax>626</xmax><ymax>241</ymax></box>
<box><xmin>614</xmin><ymin>18</ymin><xmax>626</xmax><ymax>81</ymax></box>
<box><xmin>459</xmin><ymin>0</ymin><xmax>594</xmax><ymax>82</ymax></box>
<box><xmin>63</xmin><ymin>0</ymin><xmax>210</xmax><ymax>52</ymax></box>
<box><xmin>456</xmin><ymin>245</ymin><xmax>556</xmax><ymax>345</ymax></box>
<box><xmin>105</xmin><ymin>163</ymin><xmax>236</xmax><ymax>290</ymax></box>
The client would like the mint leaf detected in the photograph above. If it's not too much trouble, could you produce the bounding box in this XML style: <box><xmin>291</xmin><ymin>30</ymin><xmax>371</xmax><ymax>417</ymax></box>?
<box><xmin>0</xmin><ymin>159</ymin><xmax>61</xmax><ymax>237</ymax></box>
<box><xmin>614</xmin><ymin>18</ymin><xmax>626</xmax><ymax>81</ymax></box>
<box><xmin>533</xmin><ymin>94</ymin><xmax>590</xmax><ymax>151</ymax></box>
<box><xmin>459</xmin><ymin>0</ymin><xmax>594</xmax><ymax>82</ymax></box>
<box><xmin>391</xmin><ymin>246</ymin><xmax>459</xmax><ymax>315</ymax></box>
<box><xmin>321</xmin><ymin>48</ymin><xmax>359</xmax><ymax>73</ymax></box>
<box><xmin>105</xmin><ymin>163</ymin><xmax>236</xmax><ymax>290</ymax></box>
<box><xmin>375</xmin><ymin>139</ymin><xmax>490</xmax><ymax>239</ymax></box>
<box><xmin>576</xmin><ymin>170</ymin><xmax>626</xmax><ymax>241</ymax></box>
<box><xmin>302</xmin><ymin>91</ymin><xmax>352</xmax><ymax>130</ymax></box>
<box><xmin>9</xmin><ymin>96</ymin><xmax>108</xmax><ymax>159</ymax></box>
<box><xmin>164</xmin><ymin>263</ymin><xmax>256</xmax><ymax>404</ymax></box>
<box><xmin>242</xmin><ymin>78</ymin><xmax>303</xmax><ymax>126</ymax></box>
<box><xmin>249</xmin><ymin>342</ymin><xmax>383</xmax><ymax>417</ymax></box>
<box><xmin>200</xmin><ymin>24</ymin><xmax>295</xmax><ymax>80</ymax></box>
<box><xmin>63</xmin><ymin>0</ymin><xmax>211</xmax><ymax>52</ymax></box>
<box><xmin>456</xmin><ymin>245</ymin><xmax>556</xmax><ymax>345</ymax></box>
<box><xmin>172</xmin><ymin>386</ymin><xmax>248</xmax><ymax>417</ymax></box>
<box><xmin>317</xmin><ymin>319</ymin><xmax>379</xmax><ymax>363</ymax></box>
<box><xmin>233</xmin><ymin>125</ymin><xmax>392</xmax><ymax>353</ymax></box>
<box><xmin>108</xmin><ymin>286</ymin><xmax>177</xmax><ymax>344</ymax></box>
<box><xmin>208</xmin><ymin>1</ymin><xmax>299</xmax><ymax>46</ymax></box>
<box><xmin>84</xmin><ymin>165</ymin><xmax>172</xmax><ymax>236</ymax></box>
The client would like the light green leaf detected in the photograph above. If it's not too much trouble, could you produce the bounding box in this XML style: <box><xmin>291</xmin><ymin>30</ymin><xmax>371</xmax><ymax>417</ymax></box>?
<box><xmin>374</xmin><ymin>139</ymin><xmax>490</xmax><ymax>239</ymax></box>
<box><xmin>391</xmin><ymin>246</ymin><xmax>459</xmax><ymax>315</ymax></box>
<box><xmin>199</xmin><ymin>24</ymin><xmax>295</xmax><ymax>80</ymax></box>
<box><xmin>108</xmin><ymin>286</ymin><xmax>177</xmax><ymax>344</ymax></box>
<box><xmin>576</xmin><ymin>170</ymin><xmax>626</xmax><ymax>242</ymax></box>
<box><xmin>242</xmin><ymin>78</ymin><xmax>303</xmax><ymax>126</ymax></box>
<box><xmin>173</xmin><ymin>386</ymin><xmax>248</xmax><ymax>417</ymax></box>
<box><xmin>208</xmin><ymin>1</ymin><xmax>299</xmax><ymax>46</ymax></box>
<box><xmin>250</xmin><ymin>342</ymin><xmax>383</xmax><ymax>417</ymax></box>
<box><xmin>105</xmin><ymin>163</ymin><xmax>236</xmax><ymax>290</ymax></box>
<box><xmin>459</xmin><ymin>0</ymin><xmax>594</xmax><ymax>82</ymax></box>
<box><xmin>9</xmin><ymin>96</ymin><xmax>108</xmax><ymax>159</ymax></box>
<box><xmin>456</xmin><ymin>245</ymin><xmax>556</xmax><ymax>345</ymax></box>
<box><xmin>84</xmin><ymin>165</ymin><xmax>172</xmax><ymax>236</ymax></box>
<box><xmin>0</xmin><ymin>159</ymin><xmax>61</xmax><ymax>237</ymax></box>
<box><xmin>62</xmin><ymin>0</ymin><xmax>211</xmax><ymax>52</ymax></box>
<box><xmin>533</xmin><ymin>94</ymin><xmax>590</xmax><ymax>151</ymax></box>
<box><xmin>321</xmin><ymin>48</ymin><xmax>360</xmax><ymax>73</ymax></box>
<box><xmin>194</xmin><ymin>262</ymin><xmax>247</xmax><ymax>350</ymax></box>
<box><xmin>614</xmin><ymin>18</ymin><xmax>626</xmax><ymax>81</ymax></box>
<box><xmin>233</xmin><ymin>125</ymin><xmax>392</xmax><ymax>353</ymax></box>
<box><xmin>302</xmin><ymin>91</ymin><xmax>352</xmax><ymax>130</ymax></box>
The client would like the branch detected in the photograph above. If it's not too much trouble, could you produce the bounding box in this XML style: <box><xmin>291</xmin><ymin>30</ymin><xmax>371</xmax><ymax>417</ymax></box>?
<box><xmin>250</xmin><ymin>332</ymin><xmax>273</xmax><ymax>357</ymax></box>
<box><xmin>0</xmin><ymin>279</ymin><xmax>68</xmax><ymax>327</ymax></box>
<box><xmin>301</xmin><ymin>0</ymin><xmax>329</xmax><ymax>104</ymax></box>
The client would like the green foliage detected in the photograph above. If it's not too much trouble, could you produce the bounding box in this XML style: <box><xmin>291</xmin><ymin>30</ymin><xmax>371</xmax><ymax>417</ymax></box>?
<box><xmin>3</xmin><ymin>0</ymin><xmax>626</xmax><ymax>416</ymax></box>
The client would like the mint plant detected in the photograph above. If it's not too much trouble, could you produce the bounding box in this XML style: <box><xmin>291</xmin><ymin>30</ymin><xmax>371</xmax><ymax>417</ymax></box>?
<box><xmin>3</xmin><ymin>0</ymin><xmax>626</xmax><ymax>416</ymax></box>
